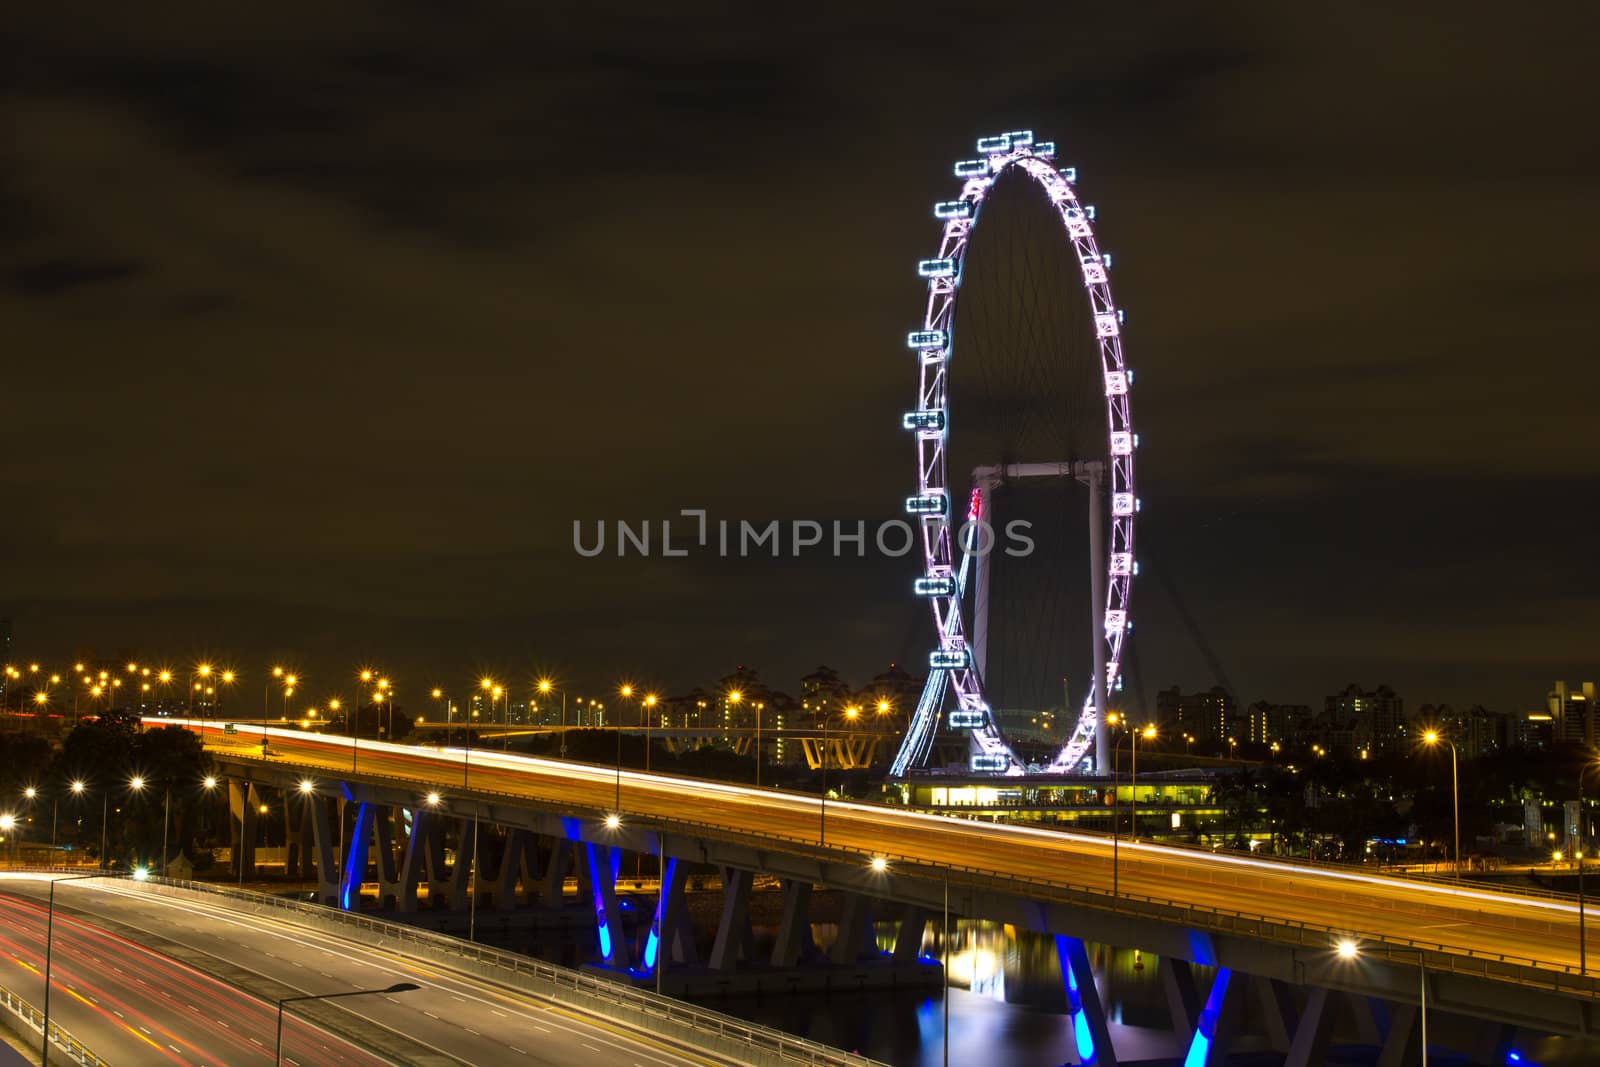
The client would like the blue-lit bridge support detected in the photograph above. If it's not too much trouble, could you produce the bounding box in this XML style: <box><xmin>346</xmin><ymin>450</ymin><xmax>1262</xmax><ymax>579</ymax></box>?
<box><xmin>215</xmin><ymin>762</ymin><xmax>1591</xmax><ymax>1066</ymax></box>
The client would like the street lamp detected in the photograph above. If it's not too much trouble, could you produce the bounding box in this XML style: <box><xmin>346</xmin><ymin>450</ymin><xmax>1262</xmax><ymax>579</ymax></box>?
<box><xmin>1421</xmin><ymin>730</ymin><xmax>1460</xmax><ymax>878</ymax></box>
<box><xmin>615</xmin><ymin>684</ymin><xmax>638</xmax><ymax>810</ymax></box>
<box><xmin>1132</xmin><ymin>723</ymin><xmax>1156</xmax><ymax>842</ymax></box>
<box><xmin>1335</xmin><ymin>939</ymin><xmax>1426</xmax><ymax>1065</ymax></box>
<box><xmin>193</xmin><ymin>664</ymin><xmax>213</xmax><ymax>716</ymax></box>
<box><xmin>40</xmin><ymin>872</ymin><xmax>117</xmax><ymax>1065</ymax></box>
<box><xmin>643</xmin><ymin>694</ymin><xmax>658</xmax><ymax>773</ymax></box>
<box><xmin>538</xmin><ymin>679</ymin><xmax>567</xmax><ymax>758</ymax></box>
<box><xmin>493</xmin><ymin>685</ymin><xmax>506</xmax><ymax>751</ymax></box>
<box><xmin>276</xmin><ymin>984</ymin><xmax>419</xmax><ymax>1064</ymax></box>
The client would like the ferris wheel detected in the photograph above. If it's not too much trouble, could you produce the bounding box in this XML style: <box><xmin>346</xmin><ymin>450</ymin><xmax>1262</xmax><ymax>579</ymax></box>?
<box><xmin>890</xmin><ymin>130</ymin><xmax>1137</xmax><ymax>778</ymax></box>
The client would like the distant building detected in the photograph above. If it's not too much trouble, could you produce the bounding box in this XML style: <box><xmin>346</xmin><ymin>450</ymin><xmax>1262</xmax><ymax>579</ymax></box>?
<box><xmin>1518</xmin><ymin>710</ymin><xmax>1556</xmax><ymax>750</ymax></box>
<box><xmin>662</xmin><ymin>688</ymin><xmax>713</xmax><ymax>729</ymax></box>
<box><xmin>1155</xmin><ymin>685</ymin><xmax>1236</xmax><ymax>743</ymax></box>
<box><xmin>799</xmin><ymin>666</ymin><xmax>851</xmax><ymax>719</ymax></box>
<box><xmin>1324</xmin><ymin>683</ymin><xmax>1406</xmax><ymax>754</ymax></box>
<box><xmin>1412</xmin><ymin>703</ymin><xmax>1509</xmax><ymax>758</ymax></box>
<box><xmin>1549</xmin><ymin>682</ymin><xmax>1597</xmax><ymax>745</ymax></box>
<box><xmin>0</xmin><ymin>618</ymin><xmax>10</xmax><ymax>704</ymax></box>
<box><xmin>1244</xmin><ymin>701</ymin><xmax>1310</xmax><ymax>747</ymax></box>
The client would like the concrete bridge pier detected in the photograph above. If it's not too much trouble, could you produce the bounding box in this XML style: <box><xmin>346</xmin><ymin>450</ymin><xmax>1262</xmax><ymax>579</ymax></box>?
<box><xmin>770</xmin><ymin>879</ymin><xmax>816</xmax><ymax>967</ymax></box>
<box><xmin>486</xmin><ymin>827</ymin><xmax>539</xmax><ymax>910</ymax></box>
<box><xmin>580</xmin><ymin>842</ymin><xmax>632</xmax><ymax>970</ymax></box>
<box><xmin>708</xmin><ymin>867</ymin><xmax>756</xmax><ymax>971</ymax></box>
<box><xmin>226</xmin><ymin>779</ymin><xmax>259</xmax><ymax>878</ymax></box>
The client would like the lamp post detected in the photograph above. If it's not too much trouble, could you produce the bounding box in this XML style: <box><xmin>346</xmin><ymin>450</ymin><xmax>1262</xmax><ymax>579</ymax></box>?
<box><xmin>616</xmin><ymin>685</ymin><xmax>636</xmax><ymax>812</ymax></box>
<box><xmin>41</xmin><ymin>873</ymin><xmax>115</xmax><ymax>1066</ymax></box>
<box><xmin>486</xmin><ymin>684</ymin><xmax>505</xmax><ymax>752</ymax></box>
<box><xmin>1105</xmin><ymin>714</ymin><xmax>1153</xmax><ymax>902</ymax></box>
<box><xmin>1421</xmin><ymin>730</ymin><xmax>1460</xmax><ymax>878</ymax></box>
<box><xmin>275</xmin><ymin>983</ymin><xmax>419</xmax><ymax>1065</ymax></box>
<box><xmin>1131</xmin><ymin>723</ymin><xmax>1156</xmax><ymax>842</ymax></box>
<box><xmin>192</xmin><ymin>664</ymin><xmax>213</xmax><ymax>716</ymax></box>
<box><xmin>643</xmin><ymin>694</ymin><xmax>658</xmax><ymax>773</ymax></box>
<box><xmin>538</xmin><ymin>680</ymin><xmax>566</xmax><ymax>758</ymax></box>
<box><xmin>821</xmin><ymin>709</ymin><xmax>849</xmax><ymax>846</ymax></box>
<box><xmin>1336</xmin><ymin>939</ymin><xmax>1426</xmax><ymax>1064</ymax></box>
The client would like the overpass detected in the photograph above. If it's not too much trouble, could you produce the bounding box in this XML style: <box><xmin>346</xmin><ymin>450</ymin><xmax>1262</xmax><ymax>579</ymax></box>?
<box><xmin>181</xmin><ymin>719</ymin><xmax>1600</xmax><ymax>1066</ymax></box>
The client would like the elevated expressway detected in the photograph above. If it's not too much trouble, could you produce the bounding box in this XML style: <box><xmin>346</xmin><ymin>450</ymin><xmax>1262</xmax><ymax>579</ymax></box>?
<box><xmin>185</xmin><ymin>720</ymin><xmax>1599</xmax><ymax>1065</ymax></box>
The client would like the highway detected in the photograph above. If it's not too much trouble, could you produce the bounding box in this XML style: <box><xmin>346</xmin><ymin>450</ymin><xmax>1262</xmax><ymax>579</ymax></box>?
<box><xmin>0</xmin><ymin>872</ymin><xmax>736</xmax><ymax>1067</ymax></box>
<box><xmin>0</xmin><ymin>877</ymin><xmax>387</xmax><ymax>1066</ymax></box>
<box><xmin>190</xmin><ymin>721</ymin><xmax>1597</xmax><ymax>981</ymax></box>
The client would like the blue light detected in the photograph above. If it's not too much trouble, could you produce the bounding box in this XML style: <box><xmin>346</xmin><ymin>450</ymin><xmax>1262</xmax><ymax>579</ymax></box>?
<box><xmin>929</xmin><ymin>649</ymin><xmax>968</xmax><ymax>669</ymax></box>
<box><xmin>970</xmin><ymin>754</ymin><xmax>1008</xmax><ymax>772</ymax></box>
<box><xmin>586</xmin><ymin>842</ymin><xmax>616</xmax><ymax>963</ymax></box>
<box><xmin>902</xmin><ymin>409</ymin><xmax>947</xmax><ymax>432</ymax></box>
<box><xmin>933</xmin><ymin>200</ymin><xmax>972</xmax><ymax>220</ymax></box>
<box><xmin>1085</xmin><ymin>205</ymin><xmax>1097</xmax><ymax>219</ymax></box>
<box><xmin>1060</xmin><ymin>165</ymin><xmax>1077</xmax><ymax>182</ymax></box>
<box><xmin>1003</xmin><ymin>129</ymin><xmax>1034</xmax><ymax>146</ymax></box>
<box><xmin>1032</xmin><ymin>141</ymin><xmax>1056</xmax><ymax>157</ymax></box>
<box><xmin>953</xmin><ymin>159</ymin><xmax>989</xmax><ymax>178</ymax></box>
<box><xmin>976</xmin><ymin>134</ymin><xmax>1012</xmax><ymax>153</ymax></box>
<box><xmin>341</xmin><ymin>802</ymin><xmax>374</xmax><ymax>911</ymax></box>
<box><xmin>905</xmin><ymin>494</ymin><xmax>948</xmax><ymax>515</ymax></box>
<box><xmin>1184</xmin><ymin>967</ymin><xmax>1233</xmax><ymax>1067</ymax></box>
<box><xmin>917</xmin><ymin>258</ymin><xmax>957</xmax><ymax>279</ymax></box>
<box><xmin>948</xmin><ymin>709</ymin><xmax>988</xmax><ymax>729</ymax></box>
<box><xmin>1507</xmin><ymin>1053</ymin><xmax>1521</xmax><ymax>1063</ymax></box>
<box><xmin>1102</xmin><ymin>253</ymin><xmax>1113</xmax><ymax>268</ymax></box>
<box><xmin>906</xmin><ymin>329</ymin><xmax>947</xmax><ymax>349</ymax></box>
<box><xmin>1073</xmin><ymin>1012</ymin><xmax>1095</xmax><ymax>1061</ymax></box>
<box><xmin>1057</xmin><ymin>937</ymin><xmax>1098</xmax><ymax>1064</ymax></box>
<box><xmin>914</xmin><ymin>575</ymin><xmax>957</xmax><ymax>597</ymax></box>
<box><xmin>643</xmin><ymin>929</ymin><xmax>659</xmax><ymax>969</ymax></box>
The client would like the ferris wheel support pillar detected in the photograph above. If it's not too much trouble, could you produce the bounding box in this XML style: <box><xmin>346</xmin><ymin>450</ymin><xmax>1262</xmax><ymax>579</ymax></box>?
<box><xmin>1084</xmin><ymin>461</ymin><xmax>1111</xmax><ymax>775</ymax></box>
<box><xmin>970</xmin><ymin>469</ymin><xmax>1004</xmax><ymax>686</ymax></box>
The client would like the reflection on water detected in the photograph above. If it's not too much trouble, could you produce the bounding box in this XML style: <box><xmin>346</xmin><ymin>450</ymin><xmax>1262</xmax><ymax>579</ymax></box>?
<box><xmin>463</xmin><ymin>902</ymin><xmax>1600</xmax><ymax>1065</ymax></box>
<box><xmin>710</xmin><ymin>919</ymin><xmax>1600</xmax><ymax>1067</ymax></box>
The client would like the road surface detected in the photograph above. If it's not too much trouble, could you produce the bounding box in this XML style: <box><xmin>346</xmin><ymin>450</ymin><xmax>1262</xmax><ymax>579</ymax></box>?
<box><xmin>0</xmin><ymin>872</ymin><xmax>736</xmax><ymax>1067</ymax></box>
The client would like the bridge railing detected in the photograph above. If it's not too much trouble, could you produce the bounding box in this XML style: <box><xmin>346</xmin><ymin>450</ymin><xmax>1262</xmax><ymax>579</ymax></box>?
<box><xmin>127</xmin><ymin>875</ymin><xmax>880</xmax><ymax>1067</ymax></box>
<box><xmin>204</xmin><ymin>740</ymin><xmax>1600</xmax><ymax>998</ymax></box>
<box><xmin>0</xmin><ymin>981</ymin><xmax>108</xmax><ymax>1067</ymax></box>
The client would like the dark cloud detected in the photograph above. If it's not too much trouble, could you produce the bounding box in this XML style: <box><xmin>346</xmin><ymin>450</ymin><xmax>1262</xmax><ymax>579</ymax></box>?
<box><xmin>8</xmin><ymin>257</ymin><xmax>142</xmax><ymax>296</ymax></box>
<box><xmin>1</xmin><ymin>3</ymin><xmax>1595</xmax><ymax>715</ymax></box>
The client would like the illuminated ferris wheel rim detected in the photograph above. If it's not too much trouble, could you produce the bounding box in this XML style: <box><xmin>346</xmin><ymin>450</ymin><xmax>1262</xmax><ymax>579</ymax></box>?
<box><xmin>901</xmin><ymin>129</ymin><xmax>1136</xmax><ymax>776</ymax></box>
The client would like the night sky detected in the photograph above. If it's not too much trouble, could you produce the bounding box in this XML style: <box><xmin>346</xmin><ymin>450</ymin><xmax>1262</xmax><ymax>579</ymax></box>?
<box><xmin>4</xmin><ymin>5</ymin><xmax>1596</xmax><ymax>715</ymax></box>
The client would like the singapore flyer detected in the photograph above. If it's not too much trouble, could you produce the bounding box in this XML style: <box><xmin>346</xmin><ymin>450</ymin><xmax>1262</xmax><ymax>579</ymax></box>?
<box><xmin>891</xmin><ymin>130</ymin><xmax>1136</xmax><ymax>778</ymax></box>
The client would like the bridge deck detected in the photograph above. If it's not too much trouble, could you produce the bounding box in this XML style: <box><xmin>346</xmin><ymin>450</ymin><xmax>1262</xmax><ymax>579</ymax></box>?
<box><xmin>185</xmin><ymin>720</ymin><xmax>1598</xmax><ymax>1005</ymax></box>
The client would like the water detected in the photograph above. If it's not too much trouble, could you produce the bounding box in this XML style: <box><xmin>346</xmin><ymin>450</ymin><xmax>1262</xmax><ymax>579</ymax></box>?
<box><xmin>696</xmin><ymin>920</ymin><xmax>1600</xmax><ymax>1067</ymax></box>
